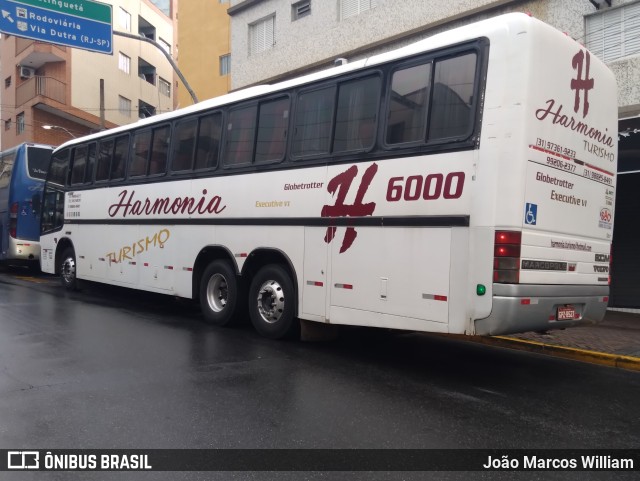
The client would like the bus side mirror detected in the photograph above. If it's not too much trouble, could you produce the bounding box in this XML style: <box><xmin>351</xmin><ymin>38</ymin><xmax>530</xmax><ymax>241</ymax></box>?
<box><xmin>32</xmin><ymin>193</ymin><xmax>41</xmax><ymax>216</ymax></box>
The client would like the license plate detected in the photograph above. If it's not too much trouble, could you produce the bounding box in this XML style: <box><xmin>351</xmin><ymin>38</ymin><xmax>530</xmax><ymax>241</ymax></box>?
<box><xmin>557</xmin><ymin>305</ymin><xmax>576</xmax><ymax>321</ymax></box>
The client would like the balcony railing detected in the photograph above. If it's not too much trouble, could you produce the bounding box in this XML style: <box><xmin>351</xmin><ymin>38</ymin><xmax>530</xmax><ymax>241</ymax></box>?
<box><xmin>16</xmin><ymin>76</ymin><xmax>66</xmax><ymax>106</ymax></box>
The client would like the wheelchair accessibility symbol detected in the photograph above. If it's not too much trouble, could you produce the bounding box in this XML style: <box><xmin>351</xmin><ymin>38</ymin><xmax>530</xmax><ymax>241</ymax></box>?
<box><xmin>524</xmin><ymin>203</ymin><xmax>537</xmax><ymax>225</ymax></box>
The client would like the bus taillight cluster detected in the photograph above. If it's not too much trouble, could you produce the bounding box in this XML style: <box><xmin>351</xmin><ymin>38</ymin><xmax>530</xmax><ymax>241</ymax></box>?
<box><xmin>494</xmin><ymin>230</ymin><xmax>522</xmax><ymax>283</ymax></box>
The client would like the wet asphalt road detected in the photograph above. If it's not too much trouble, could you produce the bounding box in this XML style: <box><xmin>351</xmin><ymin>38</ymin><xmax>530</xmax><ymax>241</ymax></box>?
<box><xmin>0</xmin><ymin>268</ymin><xmax>639</xmax><ymax>480</ymax></box>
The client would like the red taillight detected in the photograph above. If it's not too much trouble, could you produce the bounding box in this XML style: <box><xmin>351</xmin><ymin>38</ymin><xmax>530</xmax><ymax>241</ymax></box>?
<box><xmin>9</xmin><ymin>202</ymin><xmax>18</xmax><ymax>238</ymax></box>
<box><xmin>493</xmin><ymin>230</ymin><xmax>521</xmax><ymax>283</ymax></box>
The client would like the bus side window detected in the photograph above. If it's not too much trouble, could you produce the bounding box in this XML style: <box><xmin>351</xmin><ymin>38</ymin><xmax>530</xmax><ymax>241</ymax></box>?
<box><xmin>195</xmin><ymin>112</ymin><xmax>222</xmax><ymax>170</ymax></box>
<box><xmin>85</xmin><ymin>143</ymin><xmax>97</xmax><ymax>183</ymax></box>
<box><xmin>70</xmin><ymin>145</ymin><xmax>88</xmax><ymax>185</ymax></box>
<box><xmin>428</xmin><ymin>53</ymin><xmax>477</xmax><ymax>141</ymax></box>
<box><xmin>149</xmin><ymin>125</ymin><xmax>170</xmax><ymax>176</ymax></box>
<box><xmin>386</xmin><ymin>63</ymin><xmax>431</xmax><ymax>145</ymax></box>
<box><xmin>224</xmin><ymin>105</ymin><xmax>257</xmax><ymax>167</ymax></box>
<box><xmin>96</xmin><ymin>139</ymin><xmax>114</xmax><ymax>182</ymax></box>
<box><xmin>171</xmin><ymin>118</ymin><xmax>197</xmax><ymax>171</ymax></box>
<box><xmin>111</xmin><ymin>135</ymin><xmax>129</xmax><ymax>181</ymax></box>
<box><xmin>130</xmin><ymin>130</ymin><xmax>151</xmax><ymax>177</ymax></box>
<box><xmin>0</xmin><ymin>152</ymin><xmax>15</xmax><ymax>188</ymax></box>
<box><xmin>333</xmin><ymin>75</ymin><xmax>381</xmax><ymax>153</ymax></box>
<box><xmin>255</xmin><ymin>97</ymin><xmax>289</xmax><ymax>163</ymax></box>
<box><xmin>48</xmin><ymin>149</ymin><xmax>70</xmax><ymax>187</ymax></box>
<box><xmin>292</xmin><ymin>86</ymin><xmax>335</xmax><ymax>158</ymax></box>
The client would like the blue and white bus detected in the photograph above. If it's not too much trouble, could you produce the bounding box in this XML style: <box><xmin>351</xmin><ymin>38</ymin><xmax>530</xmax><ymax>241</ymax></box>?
<box><xmin>0</xmin><ymin>143</ymin><xmax>53</xmax><ymax>267</ymax></box>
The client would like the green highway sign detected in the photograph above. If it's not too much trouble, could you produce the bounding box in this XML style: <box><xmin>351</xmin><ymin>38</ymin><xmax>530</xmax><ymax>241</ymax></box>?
<box><xmin>0</xmin><ymin>0</ymin><xmax>112</xmax><ymax>54</ymax></box>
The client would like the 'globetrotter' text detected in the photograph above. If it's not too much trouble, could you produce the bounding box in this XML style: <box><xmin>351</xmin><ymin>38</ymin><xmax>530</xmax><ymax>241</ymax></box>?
<box><xmin>108</xmin><ymin>189</ymin><xmax>226</xmax><ymax>218</ymax></box>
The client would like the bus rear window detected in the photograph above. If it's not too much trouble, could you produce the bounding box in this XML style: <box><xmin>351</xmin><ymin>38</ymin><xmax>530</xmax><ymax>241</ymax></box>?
<box><xmin>27</xmin><ymin>146</ymin><xmax>51</xmax><ymax>180</ymax></box>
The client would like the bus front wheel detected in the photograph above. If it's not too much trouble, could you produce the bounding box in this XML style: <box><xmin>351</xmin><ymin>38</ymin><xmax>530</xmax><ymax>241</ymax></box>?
<box><xmin>60</xmin><ymin>248</ymin><xmax>78</xmax><ymax>291</ymax></box>
<box><xmin>200</xmin><ymin>260</ymin><xmax>239</xmax><ymax>326</ymax></box>
<box><xmin>248</xmin><ymin>264</ymin><xmax>298</xmax><ymax>339</ymax></box>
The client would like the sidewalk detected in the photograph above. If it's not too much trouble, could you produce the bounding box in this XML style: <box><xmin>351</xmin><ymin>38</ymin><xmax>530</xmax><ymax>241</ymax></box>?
<box><xmin>478</xmin><ymin>310</ymin><xmax>640</xmax><ymax>371</ymax></box>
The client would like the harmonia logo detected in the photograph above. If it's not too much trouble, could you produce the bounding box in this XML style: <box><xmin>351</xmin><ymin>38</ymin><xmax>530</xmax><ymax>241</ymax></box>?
<box><xmin>570</xmin><ymin>50</ymin><xmax>594</xmax><ymax>118</ymax></box>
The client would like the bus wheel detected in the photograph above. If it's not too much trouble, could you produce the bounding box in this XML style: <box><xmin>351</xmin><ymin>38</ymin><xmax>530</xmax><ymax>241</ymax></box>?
<box><xmin>248</xmin><ymin>264</ymin><xmax>298</xmax><ymax>339</ymax></box>
<box><xmin>60</xmin><ymin>248</ymin><xmax>78</xmax><ymax>291</ymax></box>
<box><xmin>200</xmin><ymin>260</ymin><xmax>238</xmax><ymax>326</ymax></box>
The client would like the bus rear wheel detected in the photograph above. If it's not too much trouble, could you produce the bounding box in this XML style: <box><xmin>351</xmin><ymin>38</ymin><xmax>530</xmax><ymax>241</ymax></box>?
<box><xmin>200</xmin><ymin>260</ymin><xmax>239</xmax><ymax>326</ymax></box>
<box><xmin>60</xmin><ymin>248</ymin><xmax>78</xmax><ymax>291</ymax></box>
<box><xmin>248</xmin><ymin>264</ymin><xmax>298</xmax><ymax>339</ymax></box>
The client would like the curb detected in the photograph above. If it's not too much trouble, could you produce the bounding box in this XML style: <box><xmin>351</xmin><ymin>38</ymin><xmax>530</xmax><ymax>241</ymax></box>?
<box><xmin>460</xmin><ymin>335</ymin><xmax>640</xmax><ymax>372</ymax></box>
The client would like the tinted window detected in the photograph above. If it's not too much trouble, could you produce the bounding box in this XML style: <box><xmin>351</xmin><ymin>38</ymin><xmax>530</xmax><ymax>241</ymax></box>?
<box><xmin>224</xmin><ymin>105</ymin><xmax>257</xmax><ymax>167</ymax></box>
<box><xmin>429</xmin><ymin>53</ymin><xmax>476</xmax><ymax>140</ymax></box>
<box><xmin>96</xmin><ymin>139</ymin><xmax>114</xmax><ymax>182</ymax></box>
<box><xmin>333</xmin><ymin>76</ymin><xmax>380</xmax><ymax>153</ymax></box>
<box><xmin>111</xmin><ymin>135</ymin><xmax>129</xmax><ymax>180</ymax></box>
<box><xmin>194</xmin><ymin>113</ymin><xmax>222</xmax><ymax>170</ymax></box>
<box><xmin>255</xmin><ymin>97</ymin><xmax>289</xmax><ymax>163</ymax></box>
<box><xmin>48</xmin><ymin>149</ymin><xmax>70</xmax><ymax>186</ymax></box>
<box><xmin>292</xmin><ymin>86</ymin><xmax>334</xmax><ymax>157</ymax></box>
<box><xmin>171</xmin><ymin>118</ymin><xmax>197</xmax><ymax>171</ymax></box>
<box><xmin>130</xmin><ymin>130</ymin><xmax>151</xmax><ymax>177</ymax></box>
<box><xmin>41</xmin><ymin>187</ymin><xmax>64</xmax><ymax>234</ymax></box>
<box><xmin>149</xmin><ymin>125</ymin><xmax>170</xmax><ymax>175</ymax></box>
<box><xmin>386</xmin><ymin>63</ymin><xmax>431</xmax><ymax>144</ymax></box>
<box><xmin>0</xmin><ymin>152</ymin><xmax>15</xmax><ymax>189</ymax></box>
<box><xmin>26</xmin><ymin>146</ymin><xmax>51</xmax><ymax>180</ymax></box>
<box><xmin>85</xmin><ymin>143</ymin><xmax>97</xmax><ymax>183</ymax></box>
<box><xmin>70</xmin><ymin>146</ymin><xmax>88</xmax><ymax>185</ymax></box>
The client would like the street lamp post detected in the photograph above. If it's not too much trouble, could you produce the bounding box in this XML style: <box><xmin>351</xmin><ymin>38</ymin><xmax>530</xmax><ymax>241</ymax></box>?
<box><xmin>42</xmin><ymin>125</ymin><xmax>77</xmax><ymax>138</ymax></box>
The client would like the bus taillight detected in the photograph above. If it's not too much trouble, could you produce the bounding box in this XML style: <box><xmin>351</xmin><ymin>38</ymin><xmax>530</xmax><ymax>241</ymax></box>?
<box><xmin>9</xmin><ymin>202</ymin><xmax>18</xmax><ymax>238</ymax></box>
<box><xmin>493</xmin><ymin>230</ymin><xmax>521</xmax><ymax>283</ymax></box>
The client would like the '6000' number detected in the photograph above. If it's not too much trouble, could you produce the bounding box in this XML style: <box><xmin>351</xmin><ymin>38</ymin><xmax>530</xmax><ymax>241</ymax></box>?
<box><xmin>386</xmin><ymin>172</ymin><xmax>465</xmax><ymax>202</ymax></box>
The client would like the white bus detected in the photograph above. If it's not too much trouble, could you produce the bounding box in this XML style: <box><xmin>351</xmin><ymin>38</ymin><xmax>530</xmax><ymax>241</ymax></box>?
<box><xmin>40</xmin><ymin>13</ymin><xmax>617</xmax><ymax>339</ymax></box>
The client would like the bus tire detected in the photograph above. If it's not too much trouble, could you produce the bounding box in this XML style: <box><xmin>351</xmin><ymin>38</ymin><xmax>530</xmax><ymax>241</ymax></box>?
<box><xmin>60</xmin><ymin>247</ymin><xmax>78</xmax><ymax>291</ymax></box>
<box><xmin>200</xmin><ymin>260</ymin><xmax>239</xmax><ymax>326</ymax></box>
<box><xmin>248</xmin><ymin>264</ymin><xmax>298</xmax><ymax>340</ymax></box>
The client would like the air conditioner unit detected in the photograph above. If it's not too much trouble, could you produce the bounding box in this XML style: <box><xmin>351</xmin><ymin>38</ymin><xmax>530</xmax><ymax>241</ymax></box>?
<box><xmin>19</xmin><ymin>66</ymin><xmax>35</xmax><ymax>79</ymax></box>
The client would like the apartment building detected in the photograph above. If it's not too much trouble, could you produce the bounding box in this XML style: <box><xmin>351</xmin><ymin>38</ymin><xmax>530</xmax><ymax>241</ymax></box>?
<box><xmin>227</xmin><ymin>0</ymin><xmax>640</xmax><ymax>308</ymax></box>
<box><xmin>177</xmin><ymin>0</ymin><xmax>231</xmax><ymax>106</ymax></box>
<box><xmin>0</xmin><ymin>0</ymin><xmax>177</xmax><ymax>148</ymax></box>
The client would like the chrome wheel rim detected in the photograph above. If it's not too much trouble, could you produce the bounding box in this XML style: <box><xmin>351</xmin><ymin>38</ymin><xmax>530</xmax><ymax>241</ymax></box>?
<box><xmin>206</xmin><ymin>273</ymin><xmax>228</xmax><ymax>312</ymax></box>
<box><xmin>256</xmin><ymin>280</ymin><xmax>285</xmax><ymax>324</ymax></box>
<box><xmin>61</xmin><ymin>257</ymin><xmax>75</xmax><ymax>285</ymax></box>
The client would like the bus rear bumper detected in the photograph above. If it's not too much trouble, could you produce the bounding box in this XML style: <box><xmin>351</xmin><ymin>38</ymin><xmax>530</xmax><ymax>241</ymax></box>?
<box><xmin>7</xmin><ymin>237</ymin><xmax>41</xmax><ymax>262</ymax></box>
<box><xmin>474</xmin><ymin>284</ymin><xmax>609</xmax><ymax>336</ymax></box>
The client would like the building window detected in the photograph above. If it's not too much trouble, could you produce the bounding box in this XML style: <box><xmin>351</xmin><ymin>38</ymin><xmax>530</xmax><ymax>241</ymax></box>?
<box><xmin>341</xmin><ymin>0</ymin><xmax>377</xmax><ymax>20</ymax></box>
<box><xmin>138</xmin><ymin>58</ymin><xmax>157</xmax><ymax>85</ymax></box>
<box><xmin>586</xmin><ymin>2</ymin><xmax>640</xmax><ymax>63</ymax></box>
<box><xmin>249</xmin><ymin>15</ymin><xmax>275</xmax><ymax>55</ymax></box>
<box><xmin>220</xmin><ymin>54</ymin><xmax>230</xmax><ymax>76</ymax></box>
<box><xmin>16</xmin><ymin>112</ymin><xmax>25</xmax><ymax>134</ymax></box>
<box><xmin>4</xmin><ymin>119</ymin><xmax>11</xmax><ymax>131</ymax></box>
<box><xmin>119</xmin><ymin>7</ymin><xmax>131</xmax><ymax>31</ymax></box>
<box><xmin>159</xmin><ymin>38</ymin><xmax>171</xmax><ymax>55</ymax></box>
<box><xmin>159</xmin><ymin>77</ymin><xmax>171</xmax><ymax>97</ymax></box>
<box><xmin>292</xmin><ymin>0</ymin><xmax>311</xmax><ymax>20</ymax></box>
<box><xmin>119</xmin><ymin>96</ymin><xmax>131</xmax><ymax>117</ymax></box>
<box><xmin>138</xmin><ymin>16</ymin><xmax>156</xmax><ymax>41</ymax></box>
<box><xmin>4</xmin><ymin>76</ymin><xmax>11</xmax><ymax>88</ymax></box>
<box><xmin>118</xmin><ymin>52</ymin><xmax>131</xmax><ymax>74</ymax></box>
<box><xmin>139</xmin><ymin>100</ymin><xmax>156</xmax><ymax>119</ymax></box>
